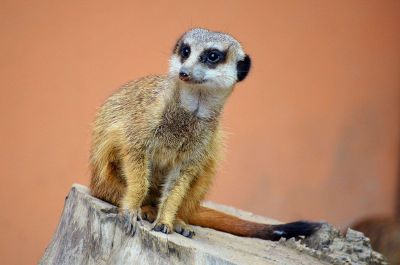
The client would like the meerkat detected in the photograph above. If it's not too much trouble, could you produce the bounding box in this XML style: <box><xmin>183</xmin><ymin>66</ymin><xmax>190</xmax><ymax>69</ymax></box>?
<box><xmin>90</xmin><ymin>28</ymin><xmax>321</xmax><ymax>239</ymax></box>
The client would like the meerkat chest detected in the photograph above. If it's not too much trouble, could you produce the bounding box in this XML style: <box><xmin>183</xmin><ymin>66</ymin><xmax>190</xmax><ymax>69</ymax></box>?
<box><xmin>151</xmin><ymin>106</ymin><xmax>215</xmax><ymax>165</ymax></box>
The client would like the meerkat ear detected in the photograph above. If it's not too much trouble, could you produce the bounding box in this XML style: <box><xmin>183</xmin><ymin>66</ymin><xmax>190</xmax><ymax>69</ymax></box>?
<box><xmin>237</xmin><ymin>54</ymin><xmax>251</xmax><ymax>82</ymax></box>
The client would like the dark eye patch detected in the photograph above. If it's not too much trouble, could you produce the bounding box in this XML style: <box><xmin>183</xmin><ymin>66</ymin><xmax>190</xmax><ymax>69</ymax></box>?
<box><xmin>199</xmin><ymin>49</ymin><xmax>227</xmax><ymax>68</ymax></box>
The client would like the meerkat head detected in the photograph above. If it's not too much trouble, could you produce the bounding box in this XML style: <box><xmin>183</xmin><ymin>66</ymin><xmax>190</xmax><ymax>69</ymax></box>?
<box><xmin>169</xmin><ymin>28</ymin><xmax>251</xmax><ymax>90</ymax></box>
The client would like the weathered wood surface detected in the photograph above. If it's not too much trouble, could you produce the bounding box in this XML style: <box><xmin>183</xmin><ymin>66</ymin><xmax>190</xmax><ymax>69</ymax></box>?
<box><xmin>40</xmin><ymin>184</ymin><xmax>386</xmax><ymax>265</ymax></box>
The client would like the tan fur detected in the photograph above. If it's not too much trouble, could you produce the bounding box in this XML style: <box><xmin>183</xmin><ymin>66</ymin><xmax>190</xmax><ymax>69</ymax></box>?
<box><xmin>89</xmin><ymin>74</ymin><xmax>223</xmax><ymax>233</ymax></box>
<box><xmin>89</xmin><ymin>28</ymin><xmax>249</xmax><ymax>237</ymax></box>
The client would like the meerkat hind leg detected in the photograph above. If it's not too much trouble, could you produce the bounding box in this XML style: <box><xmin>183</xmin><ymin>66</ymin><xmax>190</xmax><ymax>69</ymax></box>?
<box><xmin>141</xmin><ymin>205</ymin><xmax>158</xmax><ymax>223</ymax></box>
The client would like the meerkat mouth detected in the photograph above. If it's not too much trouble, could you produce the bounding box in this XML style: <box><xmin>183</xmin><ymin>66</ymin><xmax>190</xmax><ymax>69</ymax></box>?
<box><xmin>180</xmin><ymin>78</ymin><xmax>207</xmax><ymax>85</ymax></box>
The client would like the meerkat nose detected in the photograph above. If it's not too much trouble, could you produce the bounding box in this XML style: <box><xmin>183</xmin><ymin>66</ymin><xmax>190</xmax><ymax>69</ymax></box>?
<box><xmin>179</xmin><ymin>70</ymin><xmax>191</xmax><ymax>81</ymax></box>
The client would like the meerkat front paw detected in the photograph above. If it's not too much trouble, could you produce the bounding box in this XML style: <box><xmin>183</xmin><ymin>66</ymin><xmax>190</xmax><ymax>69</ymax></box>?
<box><xmin>152</xmin><ymin>222</ymin><xmax>173</xmax><ymax>234</ymax></box>
<box><xmin>174</xmin><ymin>219</ymin><xmax>195</xmax><ymax>238</ymax></box>
<box><xmin>118</xmin><ymin>209</ymin><xmax>140</xmax><ymax>236</ymax></box>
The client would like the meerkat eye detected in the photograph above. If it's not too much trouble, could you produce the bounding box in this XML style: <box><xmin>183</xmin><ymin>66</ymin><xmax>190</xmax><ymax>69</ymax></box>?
<box><xmin>206</xmin><ymin>50</ymin><xmax>224</xmax><ymax>64</ymax></box>
<box><xmin>180</xmin><ymin>44</ymin><xmax>191</xmax><ymax>59</ymax></box>
<box><xmin>199</xmin><ymin>49</ymin><xmax>226</xmax><ymax>66</ymax></box>
<box><xmin>207</xmin><ymin>52</ymin><xmax>220</xmax><ymax>63</ymax></box>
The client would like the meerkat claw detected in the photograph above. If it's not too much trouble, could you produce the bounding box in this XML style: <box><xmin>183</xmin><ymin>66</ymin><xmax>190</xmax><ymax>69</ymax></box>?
<box><xmin>152</xmin><ymin>223</ymin><xmax>172</xmax><ymax>234</ymax></box>
<box><xmin>176</xmin><ymin>227</ymin><xmax>195</xmax><ymax>238</ymax></box>
<box><xmin>174</xmin><ymin>220</ymin><xmax>195</xmax><ymax>238</ymax></box>
<box><xmin>118</xmin><ymin>210</ymin><xmax>138</xmax><ymax>237</ymax></box>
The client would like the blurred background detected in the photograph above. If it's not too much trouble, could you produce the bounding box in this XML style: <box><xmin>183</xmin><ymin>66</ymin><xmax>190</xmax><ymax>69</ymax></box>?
<box><xmin>1</xmin><ymin>1</ymin><xmax>400</xmax><ymax>264</ymax></box>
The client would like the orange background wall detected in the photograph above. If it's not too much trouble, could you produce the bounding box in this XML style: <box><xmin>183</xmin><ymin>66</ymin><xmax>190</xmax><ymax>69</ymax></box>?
<box><xmin>1</xmin><ymin>1</ymin><xmax>400</xmax><ymax>264</ymax></box>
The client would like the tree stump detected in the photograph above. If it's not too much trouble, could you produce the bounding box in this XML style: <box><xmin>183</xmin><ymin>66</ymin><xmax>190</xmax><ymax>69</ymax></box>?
<box><xmin>40</xmin><ymin>184</ymin><xmax>386</xmax><ymax>265</ymax></box>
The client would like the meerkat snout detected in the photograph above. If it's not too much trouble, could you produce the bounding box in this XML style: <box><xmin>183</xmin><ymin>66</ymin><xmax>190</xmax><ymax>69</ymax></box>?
<box><xmin>178</xmin><ymin>68</ymin><xmax>191</xmax><ymax>82</ymax></box>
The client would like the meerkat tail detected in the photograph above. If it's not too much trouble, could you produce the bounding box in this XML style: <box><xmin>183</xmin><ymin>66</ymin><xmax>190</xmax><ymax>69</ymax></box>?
<box><xmin>188</xmin><ymin>206</ymin><xmax>322</xmax><ymax>241</ymax></box>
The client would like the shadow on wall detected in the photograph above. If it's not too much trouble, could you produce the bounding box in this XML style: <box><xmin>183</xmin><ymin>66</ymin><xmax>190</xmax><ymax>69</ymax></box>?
<box><xmin>352</xmin><ymin>216</ymin><xmax>400</xmax><ymax>264</ymax></box>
